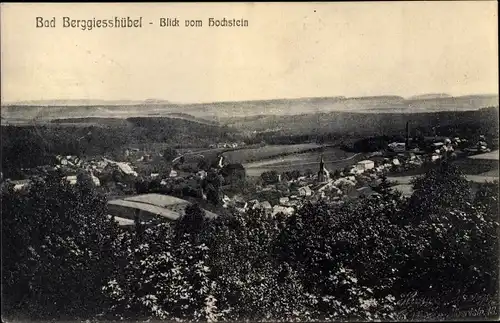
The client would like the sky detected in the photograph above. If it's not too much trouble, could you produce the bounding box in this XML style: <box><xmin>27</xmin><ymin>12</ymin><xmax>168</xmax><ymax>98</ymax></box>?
<box><xmin>1</xmin><ymin>2</ymin><xmax>498</xmax><ymax>103</ymax></box>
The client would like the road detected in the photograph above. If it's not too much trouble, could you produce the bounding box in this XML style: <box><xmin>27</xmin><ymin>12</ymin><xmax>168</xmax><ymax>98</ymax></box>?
<box><xmin>171</xmin><ymin>147</ymin><xmax>227</xmax><ymax>163</ymax></box>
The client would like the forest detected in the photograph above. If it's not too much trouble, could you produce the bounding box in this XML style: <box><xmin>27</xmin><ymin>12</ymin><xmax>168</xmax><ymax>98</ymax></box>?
<box><xmin>0</xmin><ymin>117</ymin><xmax>238</xmax><ymax>178</ymax></box>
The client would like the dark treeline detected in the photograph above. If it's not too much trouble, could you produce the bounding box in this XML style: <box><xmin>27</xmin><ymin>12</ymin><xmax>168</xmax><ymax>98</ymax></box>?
<box><xmin>2</xmin><ymin>163</ymin><xmax>498</xmax><ymax>321</ymax></box>
<box><xmin>248</xmin><ymin>107</ymin><xmax>499</xmax><ymax>150</ymax></box>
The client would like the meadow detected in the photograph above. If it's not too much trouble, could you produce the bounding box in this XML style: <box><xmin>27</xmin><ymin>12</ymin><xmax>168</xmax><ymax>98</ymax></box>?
<box><xmin>243</xmin><ymin>147</ymin><xmax>363</xmax><ymax>177</ymax></box>
<box><xmin>222</xmin><ymin>143</ymin><xmax>323</xmax><ymax>164</ymax></box>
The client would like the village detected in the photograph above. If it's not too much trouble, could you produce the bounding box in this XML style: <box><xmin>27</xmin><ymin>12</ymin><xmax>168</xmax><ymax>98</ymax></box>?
<box><xmin>2</xmin><ymin>128</ymin><xmax>497</xmax><ymax>228</ymax></box>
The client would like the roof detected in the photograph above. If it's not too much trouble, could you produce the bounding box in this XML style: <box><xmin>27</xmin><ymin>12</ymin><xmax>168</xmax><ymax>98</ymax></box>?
<box><xmin>468</xmin><ymin>150</ymin><xmax>499</xmax><ymax>161</ymax></box>
<box><xmin>108</xmin><ymin>215</ymin><xmax>136</xmax><ymax>226</ymax></box>
<box><xmin>357</xmin><ymin>160</ymin><xmax>374</xmax><ymax>165</ymax></box>
<box><xmin>108</xmin><ymin>199</ymin><xmax>181</xmax><ymax>221</ymax></box>
<box><xmin>260</xmin><ymin>201</ymin><xmax>272</xmax><ymax>209</ymax></box>
<box><xmin>123</xmin><ymin>193</ymin><xmax>189</xmax><ymax>207</ymax></box>
<box><xmin>108</xmin><ymin>194</ymin><xmax>219</xmax><ymax>220</ymax></box>
<box><xmin>10</xmin><ymin>179</ymin><xmax>30</xmax><ymax>185</ymax></box>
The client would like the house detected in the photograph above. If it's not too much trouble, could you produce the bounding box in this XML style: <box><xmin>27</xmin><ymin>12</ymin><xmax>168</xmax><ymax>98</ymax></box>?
<box><xmin>432</xmin><ymin>142</ymin><xmax>445</xmax><ymax>149</ymax></box>
<box><xmin>103</xmin><ymin>158</ymin><xmax>138</xmax><ymax>177</ymax></box>
<box><xmin>196</xmin><ymin>170</ymin><xmax>207</xmax><ymax>180</ymax></box>
<box><xmin>431</xmin><ymin>154</ymin><xmax>440</xmax><ymax>162</ymax></box>
<box><xmin>272</xmin><ymin>205</ymin><xmax>295</xmax><ymax>217</ymax></box>
<box><xmin>392</xmin><ymin>158</ymin><xmax>401</xmax><ymax>166</ymax></box>
<box><xmin>222</xmin><ymin>195</ymin><xmax>231</xmax><ymax>203</ymax></box>
<box><xmin>260</xmin><ymin>201</ymin><xmax>273</xmax><ymax>212</ymax></box>
<box><xmin>11</xmin><ymin>179</ymin><xmax>31</xmax><ymax>191</ymax></box>
<box><xmin>169</xmin><ymin>170</ymin><xmax>178</xmax><ymax>178</ymax></box>
<box><xmin>90</xmin><ymin>174</ymin><xmax>101</xmax><ymax>186</ymax></box>
<box><xmin>108</xmin><ymin>214</ymin><xmax>136</xmax><ymax>227</ymax></box>
<box><xmin>298</xmin><ymin>186</ymin><xmax>312</xmax><ymax>197</ymax></box>
<box><xmin>388</xmin><ymin>142</ymin><xmax>406</xmax><ymax>153</ymax></box>
<box><xmin>345</xmin><ymin>175</ymin><xmax>356</xmax><ymax>182</ymax></box>
<box><xmin>65</xmin><ymin>175</ymin><xmax>78</xmax><ymax>185</ymax></box>
<box><xmin>235</xmin><ymin>201</ymin><xmax>248</xmax><ymax>213</ymax></box>
<box><xmin>356</xmin><ymin>160</ymin><xmax>375</xmax><ymax>171</ymax></box>
<box><xmin>279</xmin><ymin>197</ymin><xmax>290</xmax><ymax>205</ymax></box>
<box><xmin>247</xmin><ymin>199</ymin><xmax>260</xmax><ymax>209</ymax></box>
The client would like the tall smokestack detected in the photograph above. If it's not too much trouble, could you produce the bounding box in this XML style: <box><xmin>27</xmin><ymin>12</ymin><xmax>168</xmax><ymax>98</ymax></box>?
<box><xmin>405</xmin><ymin>121</ymin><xmax>410</xmax><ymax>150</ymax></box>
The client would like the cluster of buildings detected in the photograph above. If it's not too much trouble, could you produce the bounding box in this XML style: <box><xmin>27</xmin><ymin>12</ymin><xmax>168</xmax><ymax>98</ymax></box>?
<box><xmin>216</xmin><ymin>131</ymin><xmax>495</xmax><ymax>219</ymax></box>
<box><xmin>5</xmin><ymin>155</ymin><xmax>142</xmax><ymax>192</ymax></box>
<box><xmin>218</xmin><ymin>156</ymin><xmax>391</xmax><ymax>218</ymax></box>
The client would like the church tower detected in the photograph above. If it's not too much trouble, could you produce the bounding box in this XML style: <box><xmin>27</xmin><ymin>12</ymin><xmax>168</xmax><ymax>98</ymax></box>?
<box><xmin>317</xmin><ymin>155</ymin><xmax>330</xmax><ymax>182</ymax></box>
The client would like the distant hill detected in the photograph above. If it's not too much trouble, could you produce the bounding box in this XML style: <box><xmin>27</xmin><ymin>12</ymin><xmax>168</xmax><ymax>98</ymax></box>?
<box><xmin>2</xmin><ymin>99</ymin><xmax>173</xmax><ymax>106</ymax></box>
<box><xmin>2</xmin><ymin>94</ymin><xmax>498</xmax><ymax>124</ymax></box>
<box><xmin>408</xmin><ymin>93</ymin><xmax>452</xmax><ymax>100</ymax></box>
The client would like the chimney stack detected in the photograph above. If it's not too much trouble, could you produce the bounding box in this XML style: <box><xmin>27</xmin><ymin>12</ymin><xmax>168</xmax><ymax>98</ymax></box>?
<box><xmin>405</xmin><ymin>121</ymin><xmax>410</xmax><ymax>150</ymax></box>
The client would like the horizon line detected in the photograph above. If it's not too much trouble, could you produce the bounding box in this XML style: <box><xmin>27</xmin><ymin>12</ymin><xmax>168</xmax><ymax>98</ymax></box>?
<box><xmin>2</xmin><ymin>92</ymin><xmax>499</xmax><ymax>106</ymax></box>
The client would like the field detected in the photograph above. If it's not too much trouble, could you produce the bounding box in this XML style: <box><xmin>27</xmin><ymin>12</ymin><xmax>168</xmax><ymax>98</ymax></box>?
<box><xmin>243</xmin><ymin>147</ymin><xmax>363</xmax><ymax>177</ymax></box>
<box><xmin>389</xmin><ymin>173</ymin><xmax>498</xmax><ymax>184</ymax></box>
<box><xmin>222</xmin><ymin>143</ymin><xmax>323</xmax><ymax>164</ymax></box>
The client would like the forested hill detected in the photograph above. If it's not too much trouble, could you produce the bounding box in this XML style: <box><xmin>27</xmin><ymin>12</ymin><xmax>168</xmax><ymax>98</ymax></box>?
<box><xmin>232</xmin><ymin>106</ymin><xmax>500</xmax><ymax>139</ymax></box>
<box><xmin>1</xmin><ymin>117</ymin><xmax>238</xmax><ymax>176</ymax></box>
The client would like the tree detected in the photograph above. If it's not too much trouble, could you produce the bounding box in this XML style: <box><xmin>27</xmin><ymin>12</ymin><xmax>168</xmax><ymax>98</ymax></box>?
<box><xmin>197</xmin><ymin>158</ymin><xmax>210</xmax><ymax>172</ymax></box>
<box><xmin>175</xmin><ymin>204</ymin><xmax>207</xmax><ymax>243</ymax></box>
<box><xmin>163</xmin><ymin>147</ymin><xmax>179</xmax><ymax>162</ymax></box>
<box><xmin>261</xmin><ymin>170</ymin><xmax>280</xmax><ymax>185</ymax></box>
<box><xmin>76</xmin><ymin>170</ymin><xmax>94</xmax><ymax>187</ymax></box>
<box><xmin>221</xmin><ymin>163</ymin><xmax>246</xmax><ymax>188</ymax></box>
<box><xmin>103</xmin><ymin>224</ymin><xmax>215</xmax><ymax>321</ymax></box>
<box><xmin>400</xmin><ymin>163</ymin><xmax>499</xmax><ymax>307</ymax></box>
<box><xmin>408</xmin><ymin>162</ymin><xmax>472</xmax><ymax>223</ymax></box>
<box><xmin>2</xmin><ymin>174</ymin><xmax>119</xmax><ymax>320</ymax></box>
<box><xmin>202</xmin><ymin>170</ymin><xmax>223</xmax><ymax>205</ymax></box>
<box><xmin>373</xmin><ymin>174</ymin><xmax>393</xmax><ymax>196</ymax></box>
<box><xmin>474</xmin><ymin>180</ymin><xmax>499</xmax><ymax>221</ymax></box>
<box><xmin>135</xmin><ymin>176</ymin><xmax>151</xmax><ymax>194</ymax></box>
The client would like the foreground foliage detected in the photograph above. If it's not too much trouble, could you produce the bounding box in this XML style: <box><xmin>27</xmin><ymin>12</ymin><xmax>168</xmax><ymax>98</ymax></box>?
<box><xmin>1</xmin><ymin>163</ymin><xmax>498</xmax><ymax>321</ymax></box>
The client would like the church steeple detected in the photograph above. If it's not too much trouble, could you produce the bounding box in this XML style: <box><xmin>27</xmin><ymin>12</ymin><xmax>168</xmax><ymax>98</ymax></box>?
<box><xmin>318</xmin><ymin>154</ymin><xmax>330</xmax><ymax>182</ymax></box>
